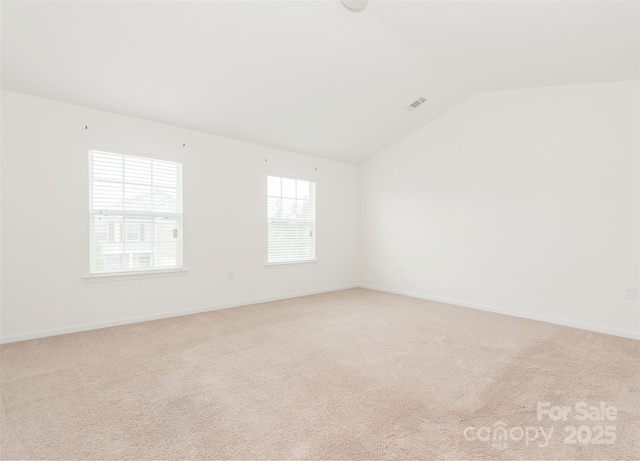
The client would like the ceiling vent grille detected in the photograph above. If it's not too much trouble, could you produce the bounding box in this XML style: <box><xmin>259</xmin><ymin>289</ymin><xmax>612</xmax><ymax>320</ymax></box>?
<box><xmin>409</xmin><ymin>97</ymin><xmax>427</xmax><ymax>109</ymax></box>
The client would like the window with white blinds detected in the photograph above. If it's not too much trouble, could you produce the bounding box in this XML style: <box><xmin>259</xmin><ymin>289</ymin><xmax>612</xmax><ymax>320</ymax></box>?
<box><xmin>267</xmin><ymin>176</ymin><xmax>316</xmax><ymax>264</ymax></box>
<box><xmin>89</xmin><ymin>150</ymin><xmax>183</xmax><ymax>275</ymax></box>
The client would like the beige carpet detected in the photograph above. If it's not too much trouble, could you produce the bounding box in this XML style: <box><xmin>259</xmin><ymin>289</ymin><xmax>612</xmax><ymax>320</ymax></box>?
<box><xmin>1</xmin><ymin>288</ymin><xmax>638</xmax><ymax>460</ymax></box>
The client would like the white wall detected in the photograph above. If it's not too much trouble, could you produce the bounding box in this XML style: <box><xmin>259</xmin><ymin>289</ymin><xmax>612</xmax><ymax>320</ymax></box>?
<box><xmin>0</xmin><ymin>90</ymin><xmax>359</xmax><ymax>342</ymax></box>
<box><xmin>360</xmin><ymin>81</ymin><xmax>640</xmax><ymax>339</ymax></box>
<box><xmin>3</xmin><ymin>81</ymin><xmax>638</xmax><ymax>342</ymax></box>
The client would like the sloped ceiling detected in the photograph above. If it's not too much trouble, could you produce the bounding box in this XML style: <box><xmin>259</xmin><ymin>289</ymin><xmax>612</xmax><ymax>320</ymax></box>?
<box><xmin>1</xmin><ymin>1</ymin><xmax>638</xmax><ymax>164</ymax></box>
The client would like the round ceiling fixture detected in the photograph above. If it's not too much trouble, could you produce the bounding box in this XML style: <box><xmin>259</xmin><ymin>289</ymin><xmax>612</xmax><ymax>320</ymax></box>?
<box><xmin>341</xmin><ymin>0</ymin><xmax>368</xmax><ymax>13</ymax></box>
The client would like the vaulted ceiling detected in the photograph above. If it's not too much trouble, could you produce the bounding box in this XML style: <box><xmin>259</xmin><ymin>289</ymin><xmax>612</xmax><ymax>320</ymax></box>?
<box><xmin>2</xmin><ymin>1</ymin><xmax>638</xmax><ymax>164</ymax></box>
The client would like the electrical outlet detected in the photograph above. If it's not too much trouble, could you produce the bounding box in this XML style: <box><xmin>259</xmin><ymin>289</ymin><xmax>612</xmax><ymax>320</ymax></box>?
<box><xmin>227</xmin><ymin>271</ymin><xmax>234</xmax><ymax>281</ymax></box>
<box><xmin>395</xmin><ymin>264</ymin><xmax>404</xmax><ymax>273</ymax></box>
<box><xmin>625</xmin><ymin>287</ymin><xmax>635</xmax><ymax>299</ymax></box>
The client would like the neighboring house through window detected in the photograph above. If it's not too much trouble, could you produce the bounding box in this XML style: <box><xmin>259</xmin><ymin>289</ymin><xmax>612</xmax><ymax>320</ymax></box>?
<box><xmin>89</xmin><ymin>150</ymin><xmax>183</xmax><ymax>275</ymax></box>
<box><xmin>267</xmin><ymin>176</ymin><xmax>316</xmax><ymax>264</ymax></box>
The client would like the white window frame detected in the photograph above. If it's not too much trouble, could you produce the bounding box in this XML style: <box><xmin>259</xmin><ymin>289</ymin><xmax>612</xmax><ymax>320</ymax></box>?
<box><xmin>87</xmin><ymin>149</ymin><xmax>184</xmax><ymax>278</ymax></box>
<box><xmin>126</xmin><ymin>223</ymin><xmax>141</xmax><ymax>241</ymax></box>
<box><xmin>266</xmin><ymin>176</ymin><xmax>316</xmax><ymax>265</ymax></box>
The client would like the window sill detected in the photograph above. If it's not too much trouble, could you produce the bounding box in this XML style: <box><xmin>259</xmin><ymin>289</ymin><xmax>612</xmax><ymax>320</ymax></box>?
<box><xmin>265</xmin><ymin>260</ymin><xmax>318</xmax><ymax>268</ymax></box>
<box><xmin>83</xmin><ymin>269</ymin><xmax>188</xmax><ymax>283</ymax></box>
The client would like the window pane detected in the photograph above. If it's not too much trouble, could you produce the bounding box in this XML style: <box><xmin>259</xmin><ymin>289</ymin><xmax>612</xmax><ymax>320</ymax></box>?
<box><xmin>152</xmin><ymin>161</ymin><xmax>178</xmax><ymax>188</ymax></box>
<box><xmin>267</xmin><ymin>176</ymin><xmax>281</xmax><ymax>197</ymax></box>
<box><xmin>282</xmin><ymin>198</ymin><xmax>297</xmax><ymax>219</ymax></box>
<box><xmin>92</xmin><ymin>181</ymin><xmax>123</xmax><ymax>210</ymax></box>
<box><xmin>133</xmin><ymin>253</ymin><xmax>152</xmax><ymax>268</ymax></box>
<box><xmin>123</xmin><ymin>184</ymin><xmax>152</xmax><ymax>211</ymax></box>
<box><xmin>268</xmin><ymin>197</ymin><xmax>282</xmax><ymax>218</ymax></box>
<box><xmin>126</xmin><ymin>223</ymin><xmax>140</xmax><ymax>241</ymax></box>
<box><xmin>267</xmin><ymin>175</ymin><xmax>316</xmax><ymax>264</ymax></box>
<box><xmin>296</xmin><ymin>180</ymin><xmax>310</xmax><ymax>200</ymax></box>
<box><xmin>105</xmin><ymin>254</ymin><xmax>124</xmax><ymax>271</ymax></box>
<box><xmin>282</xmin><ymin>178</ymin><xmax>296</xmax><ymax>198</ymax></box>
<box><xmin>152</xmin><ymin>187</ymin><xmax>179</xmax><ymax>213</ymax></box>
<box><xmin>297</xmin><ymin>199</ymin><xmax>312</xmax><ymax>219</ymax></box>
<box><xmin>124</xmin><ymin>156</ymin><xmax>152</xmax><ymax>184</ymax></box>
<box><xmin>268</xmin><ymin>220</ymin><xmax>315</xmax><ymax>263</ymax></box>
<box><xmin>92</xmin><ymin>153</ymin><xmax>122</xmax><ymax>182</ymax></box>
<box><xmin>90</xmin><ymin>150</ymin><xmax>183</xmax><ymax>274</ymax></box>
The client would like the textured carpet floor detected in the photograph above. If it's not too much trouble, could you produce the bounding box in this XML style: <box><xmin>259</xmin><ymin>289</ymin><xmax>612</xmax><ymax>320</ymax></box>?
<box><xmin>1</xmin><ymin>288</ymin><xmax>638</xmax><ymax>460</ymax></box>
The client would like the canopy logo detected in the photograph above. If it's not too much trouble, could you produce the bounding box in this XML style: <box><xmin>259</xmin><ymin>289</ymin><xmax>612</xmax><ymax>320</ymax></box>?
<box><xmin>463</xmin><ymin>422</ymin><xmax>553</xmax><ymax>450</ymax></box>
<box><xmin>463</xmin><ymin>401</ymin><xmax>617</xmax><ymax>450</ymax></box>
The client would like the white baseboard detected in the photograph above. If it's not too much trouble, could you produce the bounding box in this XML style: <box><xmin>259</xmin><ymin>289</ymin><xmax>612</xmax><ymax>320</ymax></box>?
<box><xmin>0</xmin><ymin>284</ymin><xmax>358</xmax><ymax>344</ymax></box>
<box><xmin>3</xmin><ymin>284</ymin><xmax>637</xmax><ymax>343</ymax></box>
<box><xmin>359</xmin><ymin>285</ymin><xmax>640</xmax><ymax>340</ymax></box>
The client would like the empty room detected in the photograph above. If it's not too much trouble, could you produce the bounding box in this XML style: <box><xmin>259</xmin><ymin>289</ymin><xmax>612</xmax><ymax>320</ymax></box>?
<box><xmin>1</xmin><ymin>1</ymin><xmax>638</xmax><ymax>460</ymax></box>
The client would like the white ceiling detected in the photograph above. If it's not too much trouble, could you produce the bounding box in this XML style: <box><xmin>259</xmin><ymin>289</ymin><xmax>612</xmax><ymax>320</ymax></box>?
<box><xmin>2</xmin><ymin>1</ymin><xmax>638</xmax><ymax>164</ymax></box>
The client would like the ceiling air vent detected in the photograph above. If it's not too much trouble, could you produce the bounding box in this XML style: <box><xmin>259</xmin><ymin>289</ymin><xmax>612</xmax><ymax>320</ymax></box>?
<box><xmin>409</xmin><ymin>97</ymin><xmax>427</xmax><ymax>109</ymax></box>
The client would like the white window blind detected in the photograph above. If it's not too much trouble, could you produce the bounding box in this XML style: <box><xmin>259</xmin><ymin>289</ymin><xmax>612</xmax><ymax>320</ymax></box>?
<box><xmin>89</xmin><ymin>150</ymin><xmax>183</xmax><ymax>275</ymax></box>
<box><xmin>267</xmin><ymin>176</ymin><xmax>316</xmax><ymax>264</ymax></box>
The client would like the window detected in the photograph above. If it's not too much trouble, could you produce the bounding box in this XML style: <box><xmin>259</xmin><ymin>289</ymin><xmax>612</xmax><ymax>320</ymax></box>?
<box><xmin>89</xmin><ymin>150</ymin><xmax>183</xmax><ymax>275</ymax></box>
<box><xmin>267</xmin><ymin>176</ymin><xmax>316</xmax><ymax>264</ymax></box>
